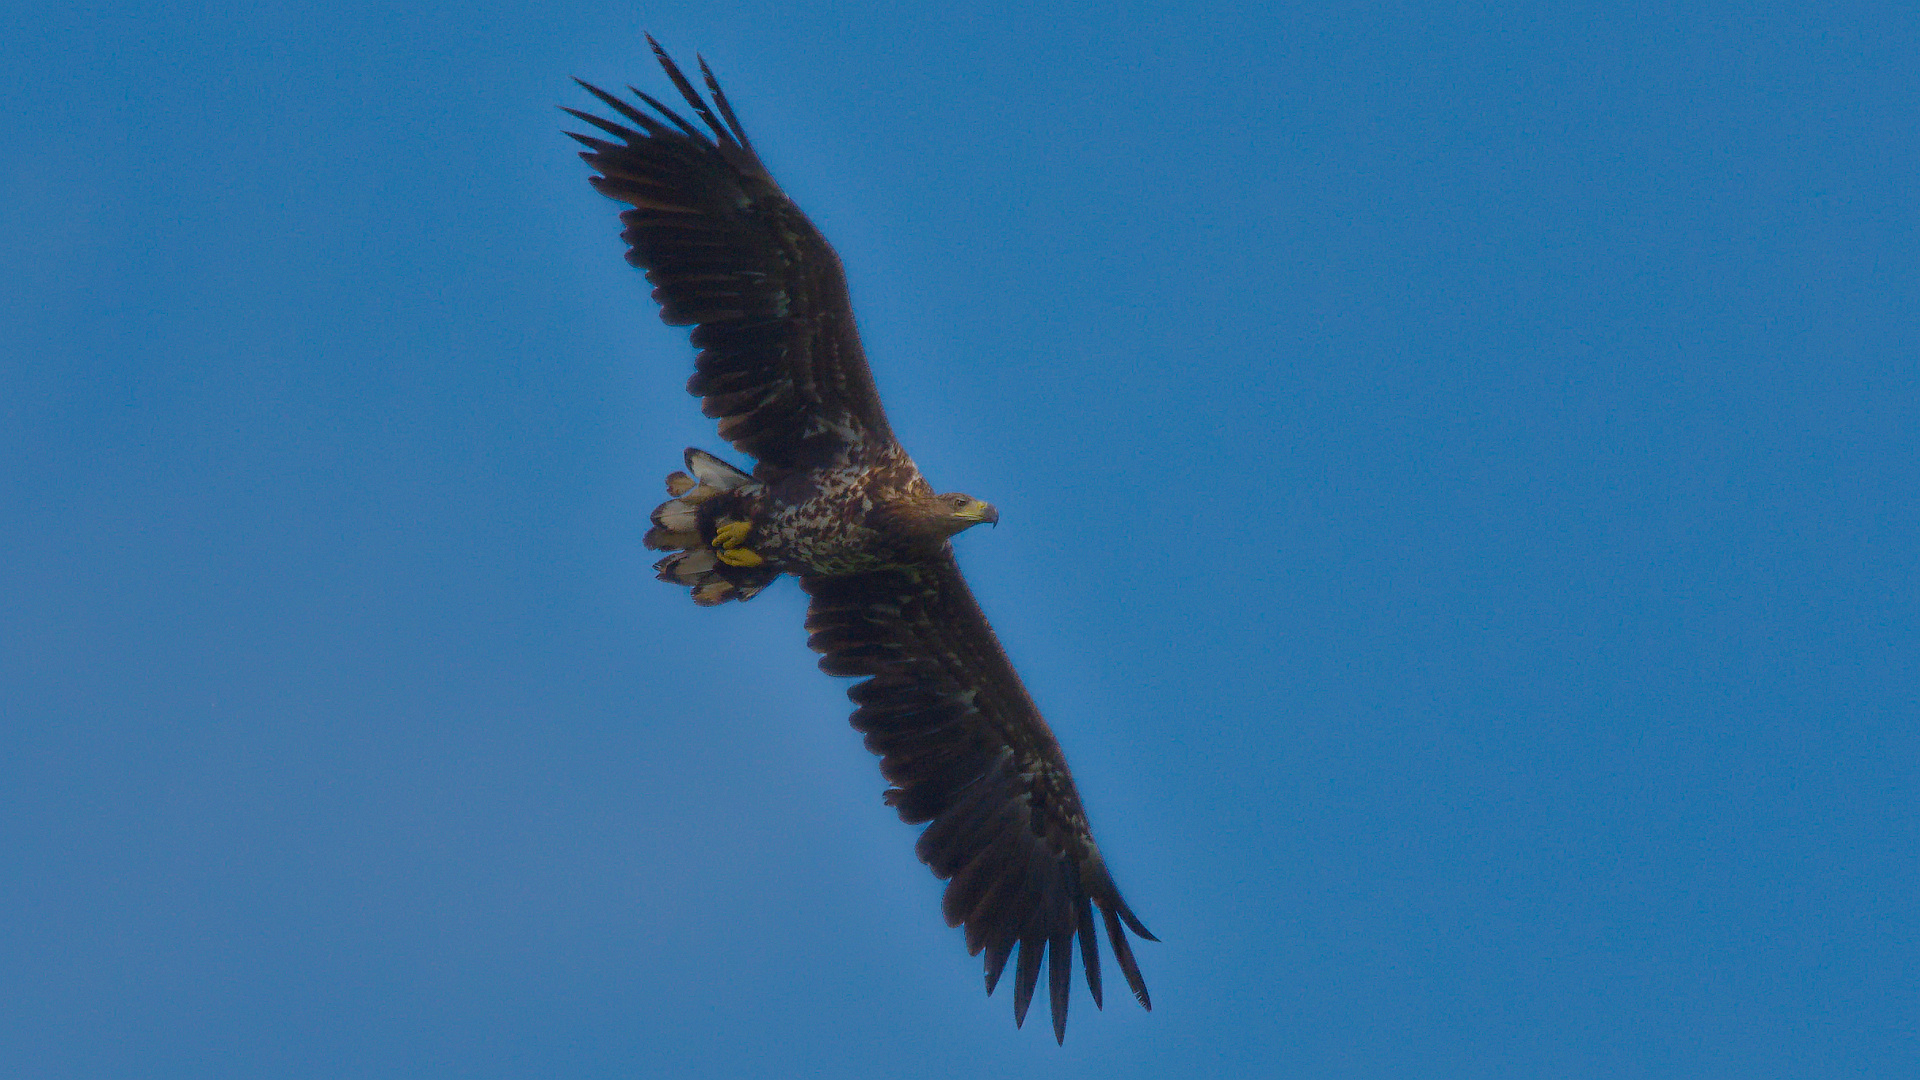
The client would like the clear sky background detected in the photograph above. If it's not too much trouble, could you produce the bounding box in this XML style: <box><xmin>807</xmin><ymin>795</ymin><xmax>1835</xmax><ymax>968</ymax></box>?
<box><xmin>4</xmin><ymin>2</ymin><xmax>1915</xmax><ymax>1077</ymax></box>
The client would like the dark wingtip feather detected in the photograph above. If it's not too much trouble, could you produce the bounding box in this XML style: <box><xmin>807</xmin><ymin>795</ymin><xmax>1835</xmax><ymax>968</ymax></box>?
<box><xmin>648</xmin><ymin>36</ymin><xmax>734</xmax><ymax>146</ymax></box>
<box><xmin>983</xmin><ymin>938</ymin><xmax>1013</xmax><ymax>996</ymax></box>
<box><xmin>699</xmin><ymin>54</ymin><xmax>759</xmax><ymax>156</ymax></box>
<box><xmin>571</xmin><ymin>79</ymin><xmax>662</xmax><ymax>135</ymax></box>
<box><xmin>643</xmin><ymin>33</ymin><xmax>671</xmax><ymax>73</ymax></box>
<box><xmin>1011</xmin><ymin>937</ymin><xmax>1043</xmax><ymax>1029</ymax></box>
<box><xmin>560</xmin><ymin>106</ymin><xmax>641</xmax><ymax>143</ymax></box>
<box><xmin>629</xmin><ymin>87</ymin><xmax>704</xmax><ymax>140</ymax></box>
<box><xmin>1048</xmin><ymin>929</ymin><xmax>1072</xmax><ymax>1044</ymax></box>
<box><xmin>1103</xmin><ymin>905</ymin><xmax>1152</xmax><ymax>1011</ymax></box>
<box><xmin>1077</xmin><ymin>895</ymin><xmax>1103</xmax><ymax>1009</ymax></box>
<box><xmin>1118</xmin><ymin>903</ymin><xmax>1157</xmax><ymax>943</ymax></box>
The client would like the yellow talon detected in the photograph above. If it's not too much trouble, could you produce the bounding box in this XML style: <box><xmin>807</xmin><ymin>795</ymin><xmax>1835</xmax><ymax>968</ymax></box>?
<box><xmin>712</xmin><ymin>521</ymin><xmax>752</xmax><ymax>549</ymax></box>
<box><xmin>716</xmin><ymin>545</ymin><xmax>764</xmax><ymax>567</ymax></box>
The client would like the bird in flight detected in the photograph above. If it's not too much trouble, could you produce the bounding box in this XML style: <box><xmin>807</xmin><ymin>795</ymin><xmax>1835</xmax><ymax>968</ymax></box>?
<box><xmin>565</xmin><ymin>38</ymin><xmax>1154</xmax><ymax>1043</ymax></box>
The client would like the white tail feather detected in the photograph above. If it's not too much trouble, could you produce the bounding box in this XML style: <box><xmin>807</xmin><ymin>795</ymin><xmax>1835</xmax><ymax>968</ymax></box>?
<box><xmin>654</xmin><ymin>502</ymin><xmax>699</xmax><ymax>531</ymax></box>
<box><xmin>686</xmin><ymin>448</ymin><xmax>751</xmax><ymax>490</ymax></box>
<box><xmin>675</xmin><ymin>548</ymin><xmax>718</xmax><ymax>575</ymax></box>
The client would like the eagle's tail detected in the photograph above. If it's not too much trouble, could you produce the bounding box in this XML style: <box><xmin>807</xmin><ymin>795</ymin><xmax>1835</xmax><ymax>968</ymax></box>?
<box><xmin>644</xmin><ymin>448</ymin><xmax>777</xmax><ymax>605</ymax></box>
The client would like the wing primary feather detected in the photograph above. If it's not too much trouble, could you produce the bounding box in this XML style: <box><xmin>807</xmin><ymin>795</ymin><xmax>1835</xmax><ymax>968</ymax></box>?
<box><xmin>628</xmin><ymin>88</ymin><xmax>707</xmax><ymax>141</ymax></box>
<box><xmin>1011</xmin><ymin>849</ymin><xmax>1061</xmax><ymax>1030</ymax></box>
<box><xmin>648</xmin><ymin>35</ymin><xmax>736</xmax><ymax>147</ymax></box>
<box><xmin>1011</xmin><ymin>933</ymin><xmax>1043</xmax><ymax>1030</ymax></box>
<box><xmin>560</xmin><ymin>106</ymin><xmax>641</xmax><ymax>142</ymax></box>
<box><xmin>1048</xmin><ymin>926</ymin><xmax>1073</xmax><ymax>1044</ymax></box>
<box><xmin>1102</xmin><ymin>904</ymin><xmax>1152</xmax><ymax>1011</ymax></box>
<box><xmin>1117</xmin><ymin>903</ymin><xmax>1158</xmax><ymax>942</ymax></box>
<box><xmin>983</xmin><ymin>938</ymin><xmax>1014</xmax><ymax>996</ymax></box>
<box><xmin>699</xmin><ymin>55</ymin><xmax>759</xmax><ymax>156</ymax></box>
<box><xmin>1077</xmin><ymin>893</ymin><xmax>1104</xmax><ymax>1008</ymax></box>
<box><xmin>571</xmin><ymin>79</ymin><xmax>674</xmax><ymax>138</ymax></box>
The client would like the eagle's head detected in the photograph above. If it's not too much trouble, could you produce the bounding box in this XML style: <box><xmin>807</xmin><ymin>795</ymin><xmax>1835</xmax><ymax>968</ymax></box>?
<box><xmin>923</xmin><ymin>491</ymin><xmax>999</xmax><ymax>538</ymax></box>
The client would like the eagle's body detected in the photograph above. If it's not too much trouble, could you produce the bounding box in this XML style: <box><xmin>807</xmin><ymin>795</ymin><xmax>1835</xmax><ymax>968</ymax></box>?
<box><xmin>738</xmin><ymin>443</ymin><xmax>945</xmax><ymax>575</ymax></box>
<box><xmin>567</xmin><ymin>39</ymin><xmax>1153</xmax><ymax>1043</ymax></box>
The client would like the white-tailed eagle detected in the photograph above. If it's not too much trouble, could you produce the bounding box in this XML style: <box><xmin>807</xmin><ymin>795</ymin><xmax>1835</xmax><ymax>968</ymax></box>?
<box><xmin>566</xmin><ymin>39</ymin><xmax>1154</xmax><ymax>1043</ymax></box>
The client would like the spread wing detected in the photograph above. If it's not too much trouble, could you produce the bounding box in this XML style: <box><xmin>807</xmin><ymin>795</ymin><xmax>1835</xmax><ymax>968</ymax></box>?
<box><xmin>803</xmin><ymin>556</ymin><xmax>1155</xmax><ymax>1043</ymax></box>
<box><xmin>566</xmin><ymin>39</ymin><xmax>895</xmax><ymax>475</ymax></box>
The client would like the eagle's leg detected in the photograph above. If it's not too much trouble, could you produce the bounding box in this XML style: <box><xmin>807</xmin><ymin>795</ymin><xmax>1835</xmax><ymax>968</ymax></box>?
<box><xmin>712</xmin><ymin>520</ymin><xmax>766</xmax><ymax>567</ymax></box>
<box><xmin>717</xmin><ymin>546</ymin><xmax>765</xmax><ymax>567</ymax></box>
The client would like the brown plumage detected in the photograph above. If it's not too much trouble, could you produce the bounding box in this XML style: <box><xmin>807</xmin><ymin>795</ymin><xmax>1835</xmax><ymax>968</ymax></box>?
<box><xmin>567</xmin><ymin>38</ymin><xmax>1154</xmax><ymax>1042</ymax></box>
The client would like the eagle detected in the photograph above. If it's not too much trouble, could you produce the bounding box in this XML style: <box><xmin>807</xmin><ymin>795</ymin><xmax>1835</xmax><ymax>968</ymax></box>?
<box><xmin>566</xmin><ymin>39</ymin><xmax>1154</xmax><ymax>1043</ymax></box>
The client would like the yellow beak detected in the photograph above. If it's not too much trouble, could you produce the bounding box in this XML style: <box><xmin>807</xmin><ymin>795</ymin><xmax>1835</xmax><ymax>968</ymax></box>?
<box><xmin>955</xmin><ymin>500</ymin><xmax>999</xmax><ymax>526</ymax></box>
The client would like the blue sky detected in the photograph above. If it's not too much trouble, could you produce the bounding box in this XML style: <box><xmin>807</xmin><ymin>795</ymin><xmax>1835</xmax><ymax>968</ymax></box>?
<box><xmin>4</xmin><ymin>2</ymin><xmax>1915</xmax><ymax>1076</ymax></box>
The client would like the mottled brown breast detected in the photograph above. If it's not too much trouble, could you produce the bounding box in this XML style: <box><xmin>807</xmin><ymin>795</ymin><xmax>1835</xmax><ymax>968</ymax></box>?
<box><xmin>755</xmin><ymin>446</ymin><xmax>935</xmax><ymax>574</ymax></box>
